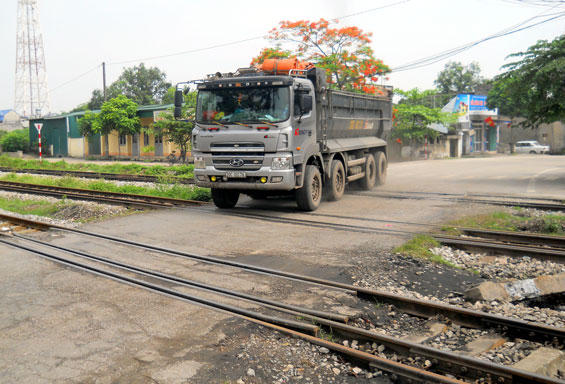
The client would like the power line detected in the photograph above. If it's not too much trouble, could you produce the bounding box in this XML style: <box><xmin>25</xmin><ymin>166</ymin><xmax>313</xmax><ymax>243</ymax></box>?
<box><xmin>390</xmin><ymin>10</ymin><xmax>565</xmax><ymax>72</ymax></box>
<box><xmin>49</xmin><ymin>1</ymin><xmax>413</xmax><ymax>93</ymax></box>
<box><xmin>108</xmin><ymin>36</ymin><xmax>265</xmax><ymax>66</ymax></box>
<box><xmin>108</xmin><ymin>0</ymin><xmax>413</xmax><ymax>66</ymax></box>
<box><xmin>49</xmin><ymin>64</ymin><xmax>101</xmax><ymax>93</ymax></box>
<box><xmin>333</xmin><ymin>0</ymin><xmax>412</xmax><ymax>21</ymax></box>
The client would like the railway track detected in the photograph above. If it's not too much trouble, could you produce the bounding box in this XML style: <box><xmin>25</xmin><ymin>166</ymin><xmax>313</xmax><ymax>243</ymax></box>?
<box><xmin>353</xmin><ymin>190</ymin><xmax>565</xmax><ymax>211</ymax></box>
<box><xmin>0</xmin><ymin>213</ymin><xmax>563</xmax><ymax>383</ymax></box>
<box><xmin>200</xmin><ymin>208</ymin><xmax>565</xmax><ymax>262</ymax></box>
<box><xmin>0</xmin><ymin>180</ymin><xmax>206</xmax><ymax>208</ymax></box>
<box><xmin>0</xmin><ymin>166</ymin><xmax>195</xmax><ymax>184</ymax></box>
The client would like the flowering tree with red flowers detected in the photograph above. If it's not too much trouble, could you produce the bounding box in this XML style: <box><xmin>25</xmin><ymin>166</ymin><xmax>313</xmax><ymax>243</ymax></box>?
<box><xmin>252</xmin><ymin>19</ymin><xmax>390</xmax><ymax>95</ymax></box>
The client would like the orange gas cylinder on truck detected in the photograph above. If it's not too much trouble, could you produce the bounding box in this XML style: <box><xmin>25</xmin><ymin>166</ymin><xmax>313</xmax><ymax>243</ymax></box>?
<box><xmin>256</xmin><ymin>58</ymin><xmax>314</xmax><ymax>74</ymax></box>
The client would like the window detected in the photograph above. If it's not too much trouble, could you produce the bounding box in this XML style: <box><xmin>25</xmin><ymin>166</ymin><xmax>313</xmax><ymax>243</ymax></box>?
<box><xmin>196</xmin><ymin>86</ymin><xmax>290</xmax><ymax>123</ymax></box>
<box><xmin>155</xmin><ymin>135</ymin><xmax>163</xmax><ymax>144</ymax></box>
<box><xmin>119</xmin><ymin>135</ymin><xmax>126</xmax><ymax>145</ymax></box>
<box><xmin>144</xmin><ymin>133</ymin><xmax>149</xmax><ymax>146</ymax></box>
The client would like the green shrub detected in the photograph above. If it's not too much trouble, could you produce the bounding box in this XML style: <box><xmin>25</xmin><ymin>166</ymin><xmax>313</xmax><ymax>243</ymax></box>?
<box><xmin>0</xmin><ymin>129</ymin><xmax>29</xmax><ymax>152</ymax></box>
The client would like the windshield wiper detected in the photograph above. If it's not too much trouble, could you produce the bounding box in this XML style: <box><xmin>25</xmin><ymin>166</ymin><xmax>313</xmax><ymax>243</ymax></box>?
<box><xmin>231</xmin><ymin>122</ymin><xmax>253</xmax><ymax>128</ymax></box>
<box><xmin>207</xmin><ymin>121</ymin><xmax>228</xmax><ymax>128</ymax></box>
<box><xmin>258</xmin><ymin>120</ymin><xmax>278</xmax><ymax>128</ymax></box>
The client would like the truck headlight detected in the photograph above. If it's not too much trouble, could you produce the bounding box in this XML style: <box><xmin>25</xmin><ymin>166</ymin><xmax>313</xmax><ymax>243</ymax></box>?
<box><xmin>271</xmin><ymin>156</ymin><xmax>292</xmax><ymax>170</ymax></box>
<box><xmin>194</xmin><ymin>156</ymin><xmax>205</xmax><ymax>169</ymax></box>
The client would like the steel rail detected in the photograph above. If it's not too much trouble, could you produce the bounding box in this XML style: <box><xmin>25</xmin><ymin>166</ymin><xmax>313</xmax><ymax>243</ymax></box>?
<box><xmin>0</xmin><ymin>181</ymin><xmax>170</xmax><ymax>209</ymax></box>
<box><xmin>0</xmin><ymin>235</ymin><xmax>318</xmax><ymax>335</ymax></box>
<box><xmin>0</xmin><ymin>180</ymin><xmax>206</xmax><ymax>207</ymax></box>
<box><xmin>41</xmin><ymin>220</ymin><xmax>565</xmax><ymax>345</ymax></box>
<box><xmin>459</xmin><ymin>227</ymin><xmax>565</xmax><ymax>249</ymax></box>
<box><xmin>434</xmin><ymin>234</ymin><xmax>565</xmax><ymax>263</ymax></box>
<box><xmin>13</xmin><ymin>233</ymin><xmax>349</xmax><ymax>323</ymax></box>
<box><xmin>354</xmin><ymin>191</ymin><xmax>565</xmax><ymax>211</ymax></box>
<box><xmin>1</xmin><ymin>212</ymin><xmax>562</xmax><ymax>345</ymax></box>
<box><xmin>213</xmin><ymin>209</ymin><xmax>415</xmax><ymax>236</ymax></box>
<box><xmin>207</xmin><ymin>209</ymin><xmax>565</xmax><ymax>262</ymax></box>
<box><xmin>3</xmin><ymin>234</ymin><xmax>560</xmax><ymax>383</ymax></box>
<box><xmin>0</xmin><ymin>234</ymin><xmax>466</xmax><ymax>384</ymax></box>
<box><xmin>0</xmin><ymin>166</ymin><xmax>195</xmax><ymax>184</ymax></box>
<box><xmin>365</xmin><ymin>189</ymin><xmax>565</xmax><ymax>204</ymax></box>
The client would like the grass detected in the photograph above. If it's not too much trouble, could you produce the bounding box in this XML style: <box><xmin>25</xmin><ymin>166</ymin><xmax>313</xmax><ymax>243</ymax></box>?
<box><xmin>446</xmin><ymin>210</ymin><xmax>565</xmax><ymax>236</ymax></box>
<box><xmin>393</xmin><ymin>234</ymin><xmax>456</xmax><ymax>267</ymax></box>
<box><xmin>0</xmin><ymin>155</ymin><xmax>194</xmax><ymax>179</ymax></box>
<box><xmin>317</xmin><ymin>327</ymin><xmax>336</xmax><ymax>343</ymax></box>
<box><xmin>0</xmin><ymin>196</ymin><xmax>65</xmax><ymax>217</ymax></box>
<box><xmin>0</xmin><ymin>173</ymin><xmax>211</xmax><ymax>202</ymax></box>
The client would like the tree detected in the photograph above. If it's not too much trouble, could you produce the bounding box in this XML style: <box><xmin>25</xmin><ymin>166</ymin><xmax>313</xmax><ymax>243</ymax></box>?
<box><xmin>487</xmin><ymin>35</ymin><xmax>565</xmax><ymax>127</ymax></box>
<box><xmin>392</xmin><ymin>89</ymin><xmax>457</xmax><ymax>145</ymax></box>
<box><xmin>253</xmin><ymin>19</ymin><xmax>390</xmax><ymax>95</ymax></box>
<box><xmin>434</xmin><ymin>61</ymin><xmax>484</xmax><ymax>94</ymax></box>
<box><xmin>95</xmin><ymin>95</ymin><xmax>141</xmax><ymax>157</ymax></box>
<box><xmin>152</xmin><ymin>91</ymin><xmax>196</xmax><ymax>163</ymax></box>
<box><xmin>77</xmin><ymin>64</ymin><xmax>171</xmax><ymax>111</ymax></box>
<box><xmin>110</xmin><ymin>63</ymin><xmax>171</xmax><ymax>105</ymax></box>
<box><xmin>77</xmin><ymin>110</ymin><xmax>100</xmax><ymax>139</ymax></box>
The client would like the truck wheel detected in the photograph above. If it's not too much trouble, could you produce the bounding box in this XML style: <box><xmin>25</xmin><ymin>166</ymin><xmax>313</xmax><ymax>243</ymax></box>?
<box><xmin>374</xmin><ymin>152</ymin><xmax>387</xmax><ymax>186</ymax></box>
<box><xmin>296</xmin><ymin>165</ymin><xmax>322</xmax><ymax>211</ymax></box>
<box><xmin>359</xmin><ymin>154</ymin><xmax>376</xmax><ymax>190</ymax></box>
<box><xmin>211</xmin><ymin>189</ymin><xmax>240</xmax><ymax>208</ymax></box>
<box><xmin>326</xmin><ymin>160</ymin><xmax>345</xmax><ymax>201</ymax></box>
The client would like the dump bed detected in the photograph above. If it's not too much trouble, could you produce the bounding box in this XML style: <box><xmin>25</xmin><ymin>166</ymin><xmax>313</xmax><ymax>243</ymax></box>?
<box><xmin>317</xmin><ymin>88</ymin><xmax>393</xmax><ymax>153</ymax></box>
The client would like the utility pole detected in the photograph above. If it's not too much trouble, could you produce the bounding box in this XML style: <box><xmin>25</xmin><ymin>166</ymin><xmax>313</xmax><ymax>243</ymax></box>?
<box><xmin>14</xmin><ymin>0</ymin><xmax>50</xmax><ymax>118</ymax></box>
<box><xmin>102</xmin><ymin>61</ymin><xmax>107</xmax><ymax>101</ymax></box>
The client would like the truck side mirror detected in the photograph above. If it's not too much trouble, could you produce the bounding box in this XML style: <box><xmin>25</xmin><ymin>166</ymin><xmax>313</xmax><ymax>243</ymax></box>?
<box><xmin>173</xmin><ymin>107</ymin><xmax>182</xmax><ymax>119</ymax></box>
<box><xmin>298</xmin><ymin>94</ymin><xmax>313</xmax><ymax>114</ymax></box>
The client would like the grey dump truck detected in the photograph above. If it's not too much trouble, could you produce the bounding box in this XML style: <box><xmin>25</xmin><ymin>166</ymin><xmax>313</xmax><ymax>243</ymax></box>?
<box><xmin>174</xmin><ymin>63</ymin><xmax>393</xmax><ymax>211</ymax></box>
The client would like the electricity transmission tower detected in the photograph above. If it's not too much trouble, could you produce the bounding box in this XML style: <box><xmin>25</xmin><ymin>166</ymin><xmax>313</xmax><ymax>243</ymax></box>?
<box><xmin>14</xmin><ymin>0</ymin><xmax>51</xmax><ymax>118</ymax></box>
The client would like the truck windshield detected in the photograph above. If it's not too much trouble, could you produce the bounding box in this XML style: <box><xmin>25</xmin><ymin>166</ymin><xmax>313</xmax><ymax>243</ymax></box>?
<box><xmin>196</xmin><ymin>86</ymin><xmax>290</xmax><ymax>124</ymax></box>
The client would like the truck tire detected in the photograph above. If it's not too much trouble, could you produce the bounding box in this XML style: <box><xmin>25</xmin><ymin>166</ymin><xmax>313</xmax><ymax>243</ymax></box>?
<box><xmin>211</xmin><ymin>189</ymin><xmax>240</xmax><ymax>209</ymax></box>
<box><xmin>326</xmin><ymin>160</ymin><xmax>345</xmax><ymax>201</ymax></box>
<box><xmin>296</xmin><ymin>165</ymin><xmax>322</xmax><ymax>211</ymax></box>
<box><xmin>374</xmin><ymin>151</ymin><xmax>387</xmax><ymax>186</ymax></box>
<box><xmin>359</xmin><ymin>154</ymin><xmax>376</xmax><ymax>190</ymax></box>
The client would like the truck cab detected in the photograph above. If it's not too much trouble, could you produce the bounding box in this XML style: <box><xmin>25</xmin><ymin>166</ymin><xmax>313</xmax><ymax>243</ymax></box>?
<box><xmin>191</xmin><ymin>74</ymin><xmax>318</xmax><ymax>204</ymax></box>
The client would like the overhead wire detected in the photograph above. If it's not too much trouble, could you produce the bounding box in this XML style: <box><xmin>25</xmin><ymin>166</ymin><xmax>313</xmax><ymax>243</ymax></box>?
<box><xmin>49</xmin><ymin>0</ymin><xmax>414</xmax><ymax>90</ymax></box>
<box><xmin>49</xmin><ymin>64</ymin><xmax>102</xmax><ymax>93</ymax></box>
<box><xmin>390</xmin><ymin>8</ymin><xmax>565</xmax><ymax>72</ymax></box>
<box><xmin>108</xmin><ymin>0</ymin><xmax>413</xmax><ymax>66</ymax></box>
<box><xmin>46</xmin><ymin>0</ymin><xmax>562</xmax><ymax>93</ymax></box>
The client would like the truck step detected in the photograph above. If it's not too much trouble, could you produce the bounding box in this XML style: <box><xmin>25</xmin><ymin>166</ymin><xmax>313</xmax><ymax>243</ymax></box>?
<box><xmin>347</xmin><ymin>172</ymin><xmax>366</xmax><ymax>183</ymax></box>
<box><xmin>347</xmin><ymin>158</ymin><xmax>367</xmax><ymax>167</ymax></box>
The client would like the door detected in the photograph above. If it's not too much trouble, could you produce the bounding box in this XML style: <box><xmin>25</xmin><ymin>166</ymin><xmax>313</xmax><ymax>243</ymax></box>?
<box><xmin>88</xmin><ymin>133</ymin><xmax>101</xmax><ymax>155</ymax></box>
<box><xmin>155</xmin><ymin>135</ymin><xmax>163</xmax><ymax>156</ymax></box>
<box><xmin>132</xmin><ymin>133</ymin><xmax>139</xmax><ymax>157</ymax></box>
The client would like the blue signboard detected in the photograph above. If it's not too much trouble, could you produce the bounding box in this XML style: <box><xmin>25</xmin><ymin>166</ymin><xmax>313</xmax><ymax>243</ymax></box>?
<box><xmin>469</xmin><ymin>95</ymin><xmax>488</xmax><ymax>111</ymax></box>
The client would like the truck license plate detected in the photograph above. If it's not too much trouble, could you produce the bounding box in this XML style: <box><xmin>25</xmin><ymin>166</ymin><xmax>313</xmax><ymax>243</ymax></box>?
<box><xmin>225</xmin><ymin>171</ymin><xmax>246</xmax><ymax>178</ymax></box>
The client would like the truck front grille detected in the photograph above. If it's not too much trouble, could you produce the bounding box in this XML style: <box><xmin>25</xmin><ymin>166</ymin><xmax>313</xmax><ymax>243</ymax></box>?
<box><xmin>212</xmin><ymin>153</ymin><xmax>264</xmax><ymax>171</ymax></box>
<box><xmin>210</xmin><ymin>142</ymin><xmax>265</xmax><ymax>153</ymax></box>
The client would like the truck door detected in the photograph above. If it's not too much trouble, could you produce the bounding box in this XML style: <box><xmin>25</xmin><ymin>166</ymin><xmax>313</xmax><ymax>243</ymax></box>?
<box><xmin>292</xmin><ymin>86</ymin><xmax>317</xmax><ymax>165</ymax></box>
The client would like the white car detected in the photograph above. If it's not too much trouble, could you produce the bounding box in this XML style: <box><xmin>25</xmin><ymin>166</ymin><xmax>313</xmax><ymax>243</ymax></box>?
<box><xmin>515</xmin><ymin>141</ymin><xmax>550</xmax><ymax>154</ymax></box>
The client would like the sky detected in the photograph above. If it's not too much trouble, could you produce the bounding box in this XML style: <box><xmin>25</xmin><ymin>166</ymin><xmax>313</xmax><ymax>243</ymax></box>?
<box><xmin>1</xmin><ymin>0</ymin><xmax>564</xmax><ymax>114</ymax></box>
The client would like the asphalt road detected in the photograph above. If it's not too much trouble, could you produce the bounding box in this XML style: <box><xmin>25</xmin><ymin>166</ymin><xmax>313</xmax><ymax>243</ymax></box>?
<box><xmin>383</xmin><ymin>154</ymin><xmax>564</xmax><ymax>197</ymax></box>
<box><xmin>1</xmin><ymin>154</ymin><xmax>563</xmax><ymax>383</ymax></box>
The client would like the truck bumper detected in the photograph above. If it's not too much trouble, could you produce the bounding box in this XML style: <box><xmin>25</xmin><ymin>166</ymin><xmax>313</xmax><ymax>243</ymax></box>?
<box><xmin>194</xmin><ymin>167</ymin><xmax>296</xmax><ymax>191</ymax></box>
